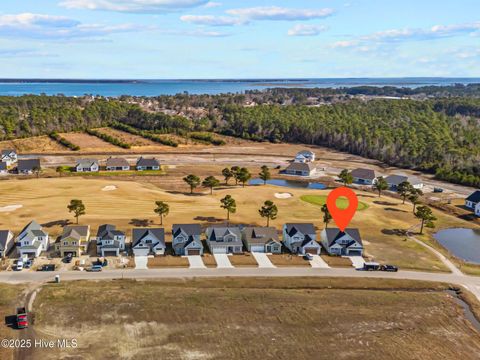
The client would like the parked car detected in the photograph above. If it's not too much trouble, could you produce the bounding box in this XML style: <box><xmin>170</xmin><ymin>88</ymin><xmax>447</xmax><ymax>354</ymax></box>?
<box><xmin>362</xmin><ymin>262</ymin><xmax>381</xmax><ymax>271</ymax></box>
<box><xmin>37</xmin><ymin>264</ymin><xmax>56</xmax><ymax>272</ymax></box>
<box><xmin>433</xmin><ymin>187</ymin><xmax>444</xmax><ymax>193</ymax></box>
<box><xmin>87</xmin><ymin>265</ymin><xmax>102</xmax><ymax>272</ymax></box>
<box><xmin>15</xmin><ymin>260</ymin><xmax>24</xmax><ymax>271</ymax></box>
<box><xmin>24</xmin><ymin>260</ymin><xmax>33</xmax><ymax>269</ymax></box>
<box><xmin>304</xmin><ymin>253</ymin><xmax>313</xmax><ymax>261</ymax></box>
<box><xmin>16</xmin><ymin>307</ymin><xmax>28</xmax><ymax>329</ymax></box>
<box><xmin>63</xmin><ymin>254</ymin><xmax>73</xmax><ymax>263</ymax></box>
<box><xmin>380</xmin><ymin>264</ymin><xmax>398</xmax><ymax>272</ymax></box>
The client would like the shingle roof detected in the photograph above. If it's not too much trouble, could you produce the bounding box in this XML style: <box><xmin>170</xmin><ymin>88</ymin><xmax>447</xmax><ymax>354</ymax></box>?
<box><xmin>285</xmin><ymin>223</ymin><xmax>316</xmax><ymax>237</ymax></box>
<box><xmin>106</xmin><ymin>157</ymin><xmax>129</xmax><ymax>168</ymax></box>
<box><xmin>324</xmin><ymin>228</ymin><xmax>362</xmax><ymax>247</ymax></box>
<box><xmin>136</xmin><ymin>157</ymin><xmax>160</xmax><ymax>167</ymax></box>
<box><xmin>173</xmin><ymin>224</ymin><xmax>201</xmax><ymax>238</ymax></box>
<box><xmin>351</xmin><ymin>168</ymin><xmax>376</xmax><ymax>180</ymax></box>
<box><xmin>1</xmin><ymin>149</ymin><xmax>15</xmax><ymax>156</ymax></box>
<box><xmin>206</xmin><ymin>227</ymin><xmax>242</xmax><ymax>244</ymax></box>
<box><xmin>242</xmin><ymin>227</ymin><xmax>279</xmax><ymax>245</ymax></box>
<box><xmin>296</xmin><ymin>150</ymin><xmax>315</xmax><ymax>156</ymax></box>
<box><xmin>76</xmin><ymin>159</ymin><xmax>98</xmax><ymax>168</ymax></box>
<box><xmin>17</xmin><ymin>159</ymin><xmax>40</xmax><ymax>172</ymax></box>
<box><xmin>19</xmin><ymin>220</ymin><xmax>42</xmax><ymax>235</ymax></box>
<box><xmin>466</xmin><ymin>190</ymin><xmax>480</xmax><ymax>203</ymax></box>
<box><xmin>286</xmin><ymin>162</ymin><xmax>315</xmax><ymax>172</ymax></box>
<box><xmin>132</xmin><ymin>228</ymin><xmax>165</xmax><ymax>247</ymax></box>
<box><xmin>61</xmin><ymin>225</ymin><xmax>89</xmax><ymax>240</ymax></box>
<box><xmin>97</xmin><ymin>224</ymin><xmax>125</xmax><ymax>239</ymax></box>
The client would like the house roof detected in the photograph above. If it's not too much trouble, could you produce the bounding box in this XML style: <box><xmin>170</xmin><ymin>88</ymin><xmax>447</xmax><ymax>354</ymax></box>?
<box><xmin>1</xmin><ymin>149</ymin><xmax>16</xmax><ymax>156</ymax></box>
<box><xmin>17</xmin><ymin>159</ymin><xmax>40</xmax><ymax>172</ymax></box>
<box><xmin>351</xmin><ymin>168</ymin><xmax>376</xmax><ymax>180</ymax></box>
<box><xmin>97</xmin><ymin>224</ymin><xmax>125</xmax><ymax>239</ymax></box>
<box><xmin>466</xmin><ymin>190</ymin><xmax>480</xmax><ymax>203</ymax></box>
<box><xmin>0</xmin><ymin>162</ymin><xmax>6</xmax><ymax>170</ymax></box>
<box><xmin>0</xmin><ymin>230</ymin><xmax>13</xmax><ymax>251</ymax></box>
<box><xmin>173</xmin><ymin>224</ymin><xmax>201</xmax><ymax>238</ymax></box>
<box><xmin>242</xmin><ymin>227</ymin><xmax>279</xmax><ymax>245</ymax></box>
<box><xmin>285</xmin><ymin>223</ymin><xmax>316</xmax><ymax>237</ymax></box>
<box><xmin>106</xmin><ymin>157</ymin><xmax>129</xmax><ymax>168</ymax></box>
<box><xmin>61</xmin><ymin>225</ymin><xmax>89</xmax><ymax>241</ymax></box>
<box><xmin>286</xmin><ymin>162</ymin><xmax>315</xmax><ymax>172</ymax></box>
<box><xmin>384</xmin><ymin>175</ymin><xmax>408</xmax><ymax>186</ymax></box>
<box><xmin>206</xmin><ymin>227</ymin><xmax>242</xmax><ymax>244</ymax></box>
<box><xmin>296</xmin><ymin>150</ymin><xmax>315</xmax><ymax>157</ymax></box>
<box><xmin>324</xmin><ymin>228</ymin><xmax>362</xmax><ymax>247</ymax></box>
<box><xmin>19</xmin><ymin>220</ymin><xmax>43</xmax><ymax>235</ymax></box>
<box><xmin>136</xmin><ymin>157</ymin><xmax>160</xmax><ymax>167</ymax></box>
<box><xmin>132</xmin><ymin>228</ymin><xmax>165</xmax><ymax>247</ymax></box>
<box><xmin>76</xmin><ymin>159</ymin><xmax>98</xmax><ymax>168</ymax></box>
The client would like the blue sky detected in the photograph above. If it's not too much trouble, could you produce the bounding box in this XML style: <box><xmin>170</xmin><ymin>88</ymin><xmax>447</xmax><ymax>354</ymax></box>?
<box><xmin>1</xmin><ymin>0</ymin><xmax>479</xmax><ymax>78</ymax></box>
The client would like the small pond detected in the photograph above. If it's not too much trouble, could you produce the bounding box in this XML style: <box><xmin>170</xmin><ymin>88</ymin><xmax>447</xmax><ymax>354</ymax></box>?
<box><xmin>434</xmin><ymin>228</ymin><xmax>480</xmax><ymax>264</ymax></box>
<box><xmin>249</xmin><ymin>178</ymin><xmax>327</xmax><ymax>190</ymax></box>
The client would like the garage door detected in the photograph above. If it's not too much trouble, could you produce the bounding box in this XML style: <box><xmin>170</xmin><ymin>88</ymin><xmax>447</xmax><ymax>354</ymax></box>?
<box><xmin>348</xmin><ymin>250</ymin><xmax>362</xmax><ymax>256</ymax></box>
<box><xmin>64</xmin><ymin>251</ymin><xmax>77</xmax><ymax>257</ymax></box>
<box><xmin>250</xmin><ymin>245</ymin><xmax>265</xmax><ymax>253</ymax></box>
<box><xmin>103</xmin><ymin>251</ymin><xmax>118</xmax><ymax>257</ymax></box>
<box><xmin>305</xmin><ymin>248</ymin><xmax>318</xmax><ymax>254</ymax></box>
<box><xmin>188</xmin><ymin>249</ymin><xmax>201</xmax><ymax>256</ymax></box>
<box><xmin>212</xmin><ymin>247</ymin><xmax>227</xmax><ymax>254</ymax></box>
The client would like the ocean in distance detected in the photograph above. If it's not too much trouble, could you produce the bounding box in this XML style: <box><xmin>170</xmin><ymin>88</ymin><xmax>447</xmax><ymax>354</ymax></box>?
<box><xmin>0</xmin><ymin>77</ymin><xmax>479</xmax><ymax>97</ymax></box>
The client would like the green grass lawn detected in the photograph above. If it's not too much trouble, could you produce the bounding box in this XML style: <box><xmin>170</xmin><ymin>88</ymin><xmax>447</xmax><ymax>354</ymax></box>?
<box><xmin>300</xmin><ymin>194</ymin><xmax>369</xmax><ymax>211</ymax></box>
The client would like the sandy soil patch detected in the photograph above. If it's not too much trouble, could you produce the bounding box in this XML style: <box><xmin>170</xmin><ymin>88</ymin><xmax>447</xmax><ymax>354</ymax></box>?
<box><xmin>274</xmin><ymin>192</ymin><xmax>293</xmax><ymax>199</ymax></box>
<box><xmin>0</xmin><ymin>204</ymin><xmax>23</xmax><ymax>212</ymax></box>
<box><xmin>102</xmin><ymin>185</ymin><xmax>118</xmax><ymax>191</ymax></box>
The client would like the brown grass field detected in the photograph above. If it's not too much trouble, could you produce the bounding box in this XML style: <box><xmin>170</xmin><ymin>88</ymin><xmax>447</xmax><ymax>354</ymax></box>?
<box><xmin>0</xmin><ymin>176</ymin><xmax>475</xmax><ymax>272</ymax></box>
<box><xmin>0</xmin><ymin>136</ymin><xmax>65</xmax><ymax>153</ymax></box>
<box><xmin>59</xmin><ymin>132</ymin><xmax>122</xmax><ymax>152</ymax></box>
<box><xmin>22</xmin><ymin>278</ymin><xmax>480</xmax><ymax>359</ymax></box>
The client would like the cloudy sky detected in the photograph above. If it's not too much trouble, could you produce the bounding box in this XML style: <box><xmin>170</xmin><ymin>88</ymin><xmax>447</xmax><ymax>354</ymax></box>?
<box><xmin>1</xmin><ymin>0</ymin><xmax>479</xmax><ymax>78</ymax></box>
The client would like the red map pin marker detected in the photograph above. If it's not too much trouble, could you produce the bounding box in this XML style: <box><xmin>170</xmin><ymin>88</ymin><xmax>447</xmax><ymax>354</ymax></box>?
<box><xmin>326</xmin><ymin>187</ymin><xmax>358</xmax><ymax>231</ymax></box>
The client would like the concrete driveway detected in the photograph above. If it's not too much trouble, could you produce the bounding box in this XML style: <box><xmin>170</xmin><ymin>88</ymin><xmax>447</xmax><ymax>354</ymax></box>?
<box><xmin>213</xmin><ymin>254</ymin><xmax>234</xmax><ymax>268</ymax></box>
<box><xmin>309</xmin><ymin>255</ymin><xmax>330</xmax><ymax>268</ymax></box>
<box><xmin>347</xmin><ymin>256</ymin><xmax>365</xmax><ymax>269</ymax></box>
<box><xmin>251</xmin><ymin>252</ymin><xmax>276</xmax><ymax>268</ymax></box>
<box><xmin>134</xmin><ymin>256</ymin><xmax>148</xmax><ymax>270</ymax></box>
<box><xmin>186</xmin><ymin>255</ymin><xmax>206</xmax><ymax>269</ymax></box>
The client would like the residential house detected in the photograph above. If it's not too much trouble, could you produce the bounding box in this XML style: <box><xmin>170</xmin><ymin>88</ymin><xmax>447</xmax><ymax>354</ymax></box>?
<box><xmin>282</xmin><ymin>223</ymin><xmax>321</xmax><ymax>255</ymax></box>
<box><xmin>205</xmin><ymin>226</ymin><xmax>243</xmax><ymax>254</ymax></box>
<box><xmin>172</xmin><ymin>224</ymin><xmax>203</xmax><ymax>256</ymax></box>
<box><xmin>136</xmin><ymin>157</ymin><xmax>160</xmax><ymax>171</ymax></box>
<box><xmin>1</xmin><ymin>149</ymin><xmax>17</xmax><ymax>167</ymax></box>
<box><xmin>17</xmin><ymin>159</ymin><xmax>41</xmax><ymax>174</ymax></box>
<box><xmin>106</xmin><ymin>157</ymin><xmax>130</xmax><ymax>171</ymax></box>
<box><xmin>321</xmin><ymin>228</ymin><xmax>364</xmax><ymax>256</ymax></box>
<box><xmin>384</xmin><ymin>175</ymin><xmax>423</xmax><ymax>191</ymax></box>
<box><xmin>465</xmin><ymin>190</ymin><xmax>480</xmax><ymax>210</ymax></box>
<box><xmin>294</xmin><ymin>150</ymin><xmax>315</xmax><ymax>163</ymax></box>
<box><xmin>0</xmin><ymin>162</ymin><xmax>7</xmax><ymax>174</ymax></box>
<box><xmin>16</xmin><ymin>221</ymin><xmax>49</xmax><ymax>258</ymax></box>
<box><xmin>242</xmin><ymin>226</ymin><xmax>282</xmax><ymax>253</ymax></box>
<box><xmin>351</xmin><ymin>168</ymin><xmax>376</xmax><ymax>185</ymax></box>
<box><xmin>56</xmin><ymin>225</ymin><xmax>91</xmax><ymax>257</ymax></box>
<box><xmin>76</xmin><ymin>159</ymin><xmax>99</xmax><ymax>172</ymax></box>
<box><xmin>475</xmin><ymin>202</ymin><xmax>480</xmax><ymax>217</ymax></box>
<box><xmin>0</xmin><ymin>230</ymin><xmax>14</xmax><ymax>258</ymax></box>
<box><xmin>285</xmin><ymin>162</ymin><xmax>316</xmax><ymax>177</ymax></box>
<box><xmin>131</xmin><ymin>228</ymin><xmax>165</xmax><ymax>256</ymax></box>
<box><xmin>95</xmin><ymin>224</ymin><xmax>126</xmax><ymax>257</ymax></box>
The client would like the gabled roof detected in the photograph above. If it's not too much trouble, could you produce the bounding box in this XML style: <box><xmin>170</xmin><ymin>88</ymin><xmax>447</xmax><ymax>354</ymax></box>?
<box><xmin>0</xmin><ymin>230</ymin><xmax>13</xmax><ymax>251</ymax></box>
<box><xmin>97</xmin><ymin>224</ymin><xmax>125</xmax><ymax>239</ymax></box>
<box><xmin>61</xmin><ymin>225</ymin><xmax>89</xmax><ymax>241</ymax></box>
<box><xmin>466</xmin><ymin>190</ymin><xmax>480</xmax><ymax>203</ymax></box>
<box><xmin>1</xmin><ymin>149</ymin><xmax>16</xmax><ymax>156</ymax></box>
<box><xmin>324</xmin><ymin>228</ymin><xmax>362</xmax><ymax>247</ymax></box>
<box><xmin>243</xmin><ymin>227</ymin><xmax>279</xmax><ymax>245</ymax></box>
<box><xmin>136</xmin><ymin>157</ymin><xmax>160</xmax><ymax>167</ymax></box>
<box><xmin>173</xmin><ymin>224</ymin><xmax>201</xmax><ymax>238</ymax></box>
<box><xmin>384</xmin><ymin>175</ymin><xmax>408</xmax><ymax>186</ymax></box>
<box><xmin>76</xmin><ymin>159</ymin><xmax>99</xmax><ymax>168</ymax></box>
<box><xmin>296</xmin><ymin>150</ymin><xmax>315</xmax><ymax>157</ymax></box>
<box><xmin>285</xmin><ymin>223</ymin><xmax>316</xmax><ymax>237</ymax></box>
<box><xmin>17</xmin><ymin>159</ymin><xmax>40</xmax><ymax>172</ymax></box>
<box><xmin>286</xmin><ymin>162</ymin><xmax>315</xmax><ymax>172</ymax></box>
<box><xmin>132</xmin><ymin>228</ymin><xmax>165</xmax><ymax>247</ymax></box>
<box><xmin>351</xmin><ymin>168</ymin><xmax>376</xmax><ymax>180</ymax></box>
<box><xmin>206</xmin><ymin>227</ymin><xmax>242</xmax><ymax>244</ymax></box>
<box><xmin>106</xmin><ymin>157</ymin><xmax>129</xmax><ymax>168</ymax></box>
<box><xmin>19</xmin><ymin>220</ymin><xmax>43</xmax><ymax>235</ymax></box>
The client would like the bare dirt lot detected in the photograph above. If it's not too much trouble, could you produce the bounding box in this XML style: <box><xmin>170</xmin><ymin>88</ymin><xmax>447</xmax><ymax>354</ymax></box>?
<box><xmin>25</xmin><ymin>278</ymin><xmax>480</xmax><ymax>360</ymax></box>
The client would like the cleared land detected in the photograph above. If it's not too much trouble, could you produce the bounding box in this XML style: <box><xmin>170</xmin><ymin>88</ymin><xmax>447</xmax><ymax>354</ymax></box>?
<box><xmin>59</xmin><ymin>132</ymin><xmax>121</xmax><ymax>152</ymax></box>
<box><xmin>0</xmin><ymin>284</ymin><xmax>25</xmax><ymax>360</ymax></box>
<box><xmin>27</xmin><ymin>278</ymin><xmax>480</xmax><ymax>360</ymax></box>
<box><xmin>0</xmin><ymin>136</ymin><xmax>65</xmax><ymax>153</ymax></box>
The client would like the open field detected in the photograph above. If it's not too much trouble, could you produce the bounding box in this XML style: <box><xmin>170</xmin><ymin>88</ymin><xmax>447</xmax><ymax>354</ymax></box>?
<box><xmin>59</xmin><ymin>132</ymin><xmax>121</xmax><ymax>152</ymax></box>
<box><xmin>0</xmin><ymin>284</ymin><xmax>25</xmax><ymax>360</ymax></box>
<box><xmin>26</xmin><ymin>278</ymin><xmax>480</xmax><ymax>359</ymax></box>
<box><xmin>300</xmin><ymin>194</ymin><xmax>369</xmax><ymax>211</ymax></box>
<box><xmin>0</xmin><ymin>136</ymin><xmax>65</xmax><ymax>153</ymax></box>
<box><xmin>0</xmin><ymin>176</ymin><xmax>475</xmax><ymax>272</ymax></box>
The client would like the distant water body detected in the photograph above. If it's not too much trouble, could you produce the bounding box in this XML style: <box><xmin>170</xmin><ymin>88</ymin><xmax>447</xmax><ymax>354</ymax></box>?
<box><xmin>0</xmin><ymin>78</ymin><xmax>479</xmax><ymax>97</ymax></box>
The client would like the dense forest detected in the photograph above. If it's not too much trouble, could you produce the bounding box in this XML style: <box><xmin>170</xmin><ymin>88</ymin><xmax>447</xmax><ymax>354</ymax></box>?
<box><xmin>0</xmin><ymin>88</ymin><xmax>479</xmax><ymax>187</ymax></box>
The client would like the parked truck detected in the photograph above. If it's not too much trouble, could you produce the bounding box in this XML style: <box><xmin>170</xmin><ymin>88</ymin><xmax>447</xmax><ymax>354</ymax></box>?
<box><xmin>16</xmin><ymin>307</ymin><xmax>28</xmax><ymax>329</ymax></box>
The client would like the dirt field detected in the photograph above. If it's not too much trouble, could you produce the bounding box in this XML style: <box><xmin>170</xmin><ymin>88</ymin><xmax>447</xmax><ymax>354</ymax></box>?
<box><xmin>59</xmin><ymin>132</ymin><xmax>123</xmax><ymax>152</ymax></box>
<box><xmin>26</xmin><ymin>278</ymin><xmax>480</xmax><ymax>359</ymax></box>
<box><xmin>0</xmin><ymin>284</ymin><xmax>26</xmax><ymax>360</ymax></box>
<box><xmin>0</xmin><ymin>136</ymin><xmax>65</xmax><ymax>153</ymax></box>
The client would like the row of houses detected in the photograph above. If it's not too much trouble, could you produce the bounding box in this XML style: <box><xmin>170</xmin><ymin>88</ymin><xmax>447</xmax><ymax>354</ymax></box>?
<box><xmin>0</xmin><ymin>221</ymin><xmax>364</xmax><ymax>259</ymax></box>
<box><xmin>465</xmin><ymin>190</ymin><xmax>480</xmax><ymax>217</ymax></box>
<box><xmin>76</xmin><ymin>157</ymin><xmax>160</xmax><ymax>172</ymax></box>
<box><xmin>0</xmin><ymin>148</ymin><xmax>41</xmax><ymax>175</ymax></box>
<box><xmin>349</xmin><ymin>168</ymin><xmax>424</xmax><ymax>190</ymax></box>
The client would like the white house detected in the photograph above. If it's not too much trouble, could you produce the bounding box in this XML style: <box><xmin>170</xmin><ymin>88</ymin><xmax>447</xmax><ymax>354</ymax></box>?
<box><xmin>131</xmin><ymin>228</ymin><xmax>165</xmax><ymax>256</ymax></box>
<box><xmin>285</xmin><ymin>162</ymin><xmax>316</xmax><ymax>177</ymax></box>
<box><xmin>136</xmin><ymin>157</ymin><xmax>160</xmax><ymax>171</ymax></box>
<box><xmin>351</xmin><ymin>168</ymin><xmax>376</xmax><ymax>185</ymax></box>
<box><xmin>1</xmin><ymin>149</ymin><xmax>17</xmax><ymax>167</ymax></box>
<box><xmin>321</xmin><ymin>228</ymin><xmax>363</xmax><ymax>256</ymax></box>
<box><xmin>205</xmin><ymin>226</ymin><xmax>243</xmax><ymax>254</ymax></box>
<box><xmin>242</xmin><ymin>227</ymin><xmax>282</xmax><ymax>253</ymax></box>
<box><xmin>106</xmin><ymin>157</ymin><xmax>130</xmax><ymax>171</ymax></box>
<box><xmin>16</xmin><ymin>220</ymin><xmax>49</xmax><ymax>258</ymax></box>
<box><xmin>465</xmin><ymin>190</ymin><xmax>480</xmax><ymax>210</ymax></box>
<box><xmin>172</xmin><ymin>224</ymin><xmax>203</xmax><ymax>256</ymax></box>
<box><xmin>95</xmin><ymin>224</ymin><xmax>126</xmax><ymax>257</ymax></box>
<box><xmin>282</xmin><ymin>223</ymin><xmax>321</xmax><ymax>255</ymax></box>
<box><xmin>76</xmin><ymin>159</ymin><xmax>99</xmax><ymax>172</ymax></box>
<box><xmin>475</xmin><ymin>202</ymin><xmax>480</xmax><ymax>217</ymax></box>
<box><xmin>0</xmin><ymin>230</ymin><xmax>14</xmax><ymax>258</ymax></box>
<box><xmin>384</xmin><ymin>175</ymin><xmax>423</xmax><ymax>191</ymax></box>
<box><xmin>295</xmin><ymin>150</ymin><xmax>315</xmax><ymax>163</ymax></box>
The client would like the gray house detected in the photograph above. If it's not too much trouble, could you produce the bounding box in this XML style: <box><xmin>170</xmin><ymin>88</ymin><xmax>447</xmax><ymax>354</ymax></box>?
<box><xmin>136</xmin><ymin>157</ymin><xmax>160</xmax><ymax>171</ymax></box>
<box><xmin>96</xmin><ymin>224</ymin><xmax>126</xmax><ymax>257</ymax></box>
<box><xmin>76</xmin><ymin>159</ymin><xmax>99</xmax><ymax>172</ymax></box>
<box><xmin>172</xmin><ymin>224</ymin><xmax>203</xmax><ymax>256</ymax></box>
<box><xmin>17</xmin><ymin>159</ymin><xmax>41</xmax><ymax>174</ymax></box>
<box><xmin>351</xmin><ymin>168</ymin><xmax>376</xmax><ymax>185</ymax></box>
<box><xmin>0</xmin><ymin>230</ymin><xmax>14</xmax><ymax>258</ymax></box>
<box><xmin>16</xmin><ymin>220</ymin><xmax>49</xmax><ymax>258</ymax></box>
<box><xmin>282</xmin><ymin>223</ymin><xmax>321</xmax><ymax>255</ymax></box>
<box><xmin>131</xmin><ymin>228</ymin><xmax>165</xmax><ymax>256</ymax></box>
<box><xmin>205</xmin><ymin>226</ymin><xmax>243</xmax><ymax>254</ymax></box>
<box><xmin>242</xmin><ymin>227</ymin><xmax>282</xmax><ymax>253</ymax></box>
<box><xmin>384</xmin><ymin>175</ymin><xmax>423</xmax><ymax>191</ymax></box>
<box><xmin>285</xmin><ymin>162</ymin><xmax>315</xmax><ymax>176</ymax></box>
<box><xmin>321</xmin><ymin>228</ymin><xmax>363</xmax><ymax>256</ymax></box>
<box><xmin>106</xmin><ymin>157</ymin><xmax>130</xmax><ymax>171</ymax></box>
<box><xmin>465</xmin><ymin>190</ymin><xmax>480</xmax><ymax>210</ymax></box>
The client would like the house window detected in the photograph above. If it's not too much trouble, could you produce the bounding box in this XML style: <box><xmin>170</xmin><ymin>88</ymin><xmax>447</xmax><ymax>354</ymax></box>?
<box><xmin>145</xmin><ymin>240</ymin><xmax>152</xmax><ymax>244</ymax></box>
<box><xmin>72</xmin><ymin>241</ymin><xmax>77</xmax><ymax>245</ymax></box>
<box><xmin>63</xmin><ymin>241</ymin><xmax>68</xmax><ymax>246</ymax></box>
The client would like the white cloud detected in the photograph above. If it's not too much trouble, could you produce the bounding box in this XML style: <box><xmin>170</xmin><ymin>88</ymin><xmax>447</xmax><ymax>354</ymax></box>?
<box><xmin>0</xmin><ymin>13</ymin><xmax>143</xmax><ymax>40</ymax></box>
<box><xmin>204</xmin><ymin>1</ymin><xmax>221</xmax><ymax>8</ymax></box>
<box><xmin>59</xmin><ymin>0</ymin><xmax>209</xmax><ymax>13</ymax></box>
<box><xmin>180</xmin><ymin>15</ymin><xmax>245</xmax><ymax>26</ymax></box>
<box><xmin>226</xmin><ymin>6</ymin><xmax>334</xmax><ymax>21</ymax></box>
<box><xmin>288</xmin><ymin>24</ymin><xmax>327</xmax><ymax>37</ymax></box>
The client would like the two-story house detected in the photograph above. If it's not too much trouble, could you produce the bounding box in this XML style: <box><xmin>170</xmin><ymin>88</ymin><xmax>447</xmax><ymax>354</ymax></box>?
<box><xmin>1</xmin><ymin>149</ymin><xmax>17</xmax><ymax>167</ymax></box>
<box><xmin>16</xmin><ymin>220</ymin><xmax>49</xmax><ymax>258</ymax></box>
<box><xmin>465</xmin><ymin>190</ymin><xmax>480</xmax><ymax>210</ymax></box>
<box><xmin>172</xmin><ymin>224</ymin><xmax>203</xmax><ymax>256</ymax></box>
<box><xmin>56</xmin><ymin>225</ymin><xmax>91</xmax><ymax>257</ymax></box>
<box><xmin>76</xmin><ymin>159</ymin><xmax>99</xmax><ymax>172</ymax></box>
<box><xmin>282</xmin><ymin>223</ymin><xmax>321</xmax><ymax>255</ymax></box>
<box><xmin>95</xmin><ymin>224</ymin><xmax>126</xmax><ymax>257</ymax></box>
<box><xmin>321</xmin><ymin>228</ymin><xmax>363</xmax><ymax>256</ymax></box>
<box><xmin>205</xmin><ymin>226</ymin><xmax>243</xmax><ymax>254</ymax></box>
<box><xmin>242</xmin><ymin>226</ymin><xmax>282</xmax><ymax>253</ymax></box>
<box><xmin>294</xmin><ymin>150</ymin><xmax>315</xmax><ymax>163</ymax></box>
<box><xmin>131</xmin><ymin>228</ymin><xmax>165</xmax><ymax>256</ymax></box>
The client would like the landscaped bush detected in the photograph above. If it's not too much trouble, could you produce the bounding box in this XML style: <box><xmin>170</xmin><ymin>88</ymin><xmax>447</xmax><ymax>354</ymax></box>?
<box><xmin>189</xmin><ymin>132</ymin><xmax>226</xmax><ymax>146</ymax></box>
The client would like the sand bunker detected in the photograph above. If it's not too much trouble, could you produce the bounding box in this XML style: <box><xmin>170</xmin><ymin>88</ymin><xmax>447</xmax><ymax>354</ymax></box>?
<box><xmin>0</xmin><ymin>204</ymin><xmax>23</xmax><ymax>212</ymax></box>
<box><xmin>274</xmin><ymin>192</ymin><xmax>293</xmax><ymax>199</ymax></box>
<box><xmin>102</xmin><ymin>185</ymin><xmax>118</xmax><ymax>191</ymax></box>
